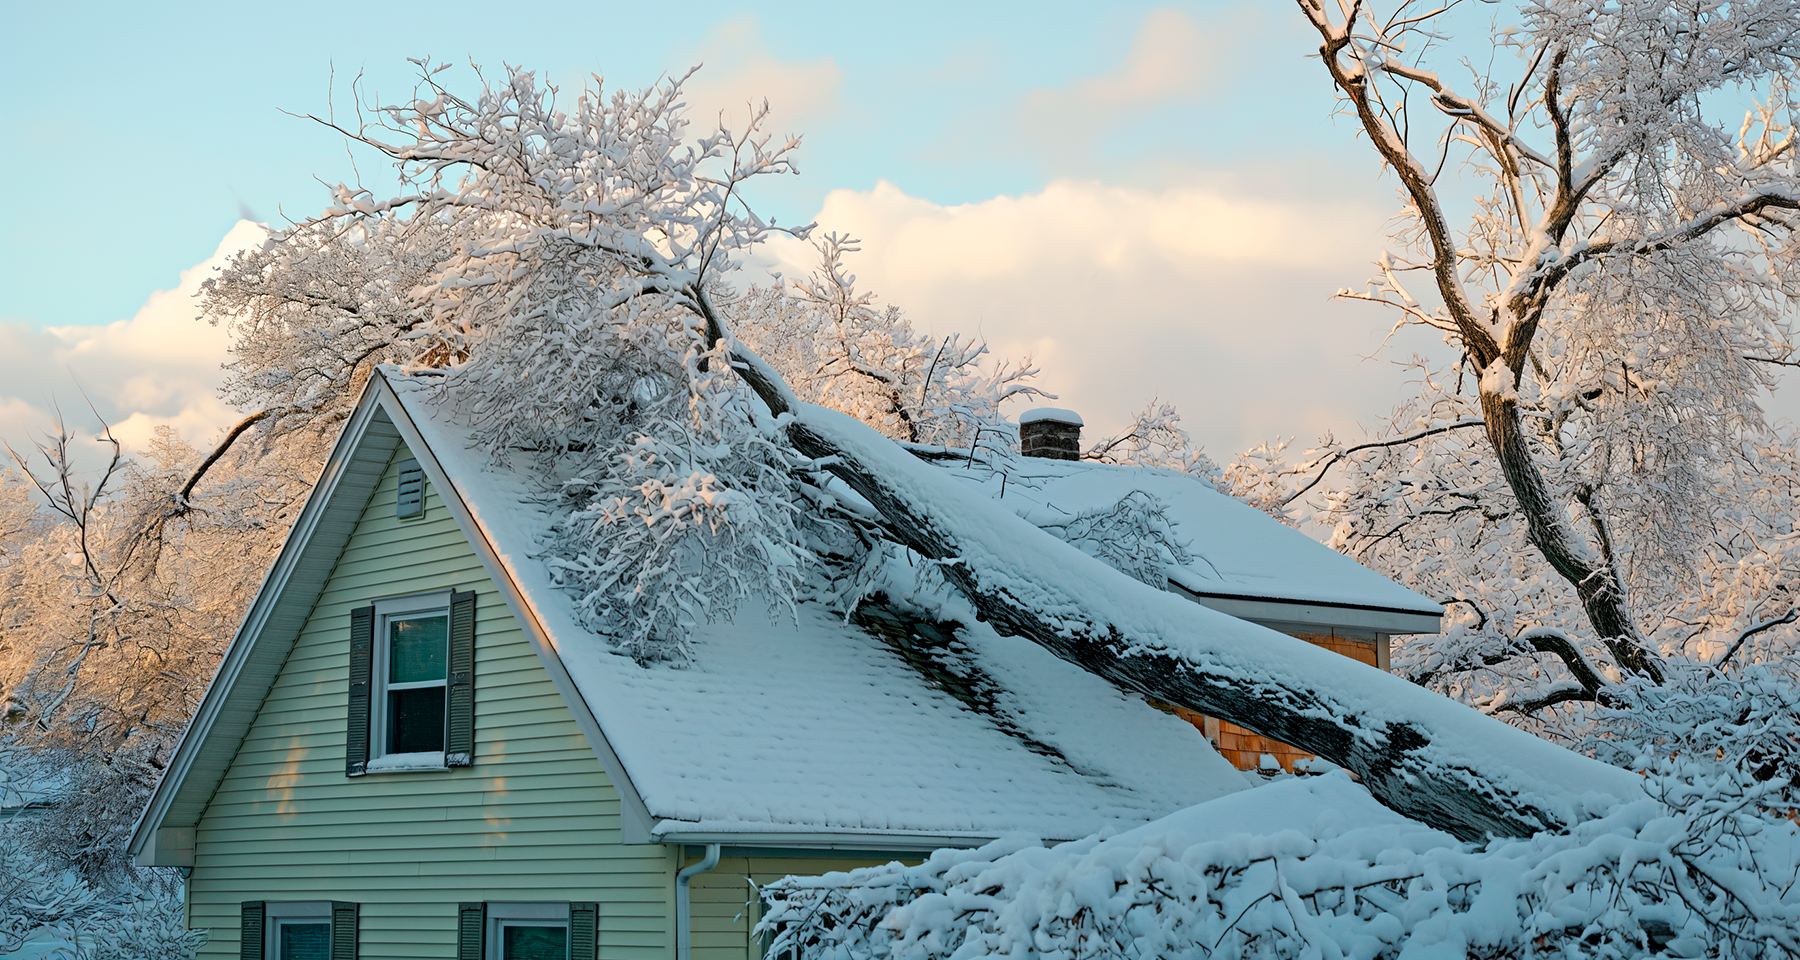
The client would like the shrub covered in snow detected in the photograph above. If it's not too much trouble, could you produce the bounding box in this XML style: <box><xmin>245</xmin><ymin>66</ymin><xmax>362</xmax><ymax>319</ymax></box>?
<box><xmin>0</xmin><ymin>822</ymin><xmax>200</xmax><ymax>960</ymax></box>
<box><xmin>759</xmin><ymin>772</ymin><xmax>1800</xmax><ymax>959</ymax></box>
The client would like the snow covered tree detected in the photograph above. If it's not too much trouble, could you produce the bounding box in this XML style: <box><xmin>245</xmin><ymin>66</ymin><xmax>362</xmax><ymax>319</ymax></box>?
<box><xmin>1082</xmin><ymin>401</ymin><xmax>1222</xmax><ymax>479</ymax></box>
<box><xmin>0</xmin><ymin>416</ymin><xmax>309</xmax><ymax>956</ymax></box>
<box><xmin>732</xmin><ymin>233</ymin><xmax>1044</xmax><ymax>450</ymax></box>
<box><xmin>0</xmin><ymin>419</ymin><xmax>315</xmax><ymax>888</ymax></box>
<box><xmin>1291</xmin><ymin>0</ymin><xmax>1800</xmax><ymax>708</ymax></box>
<box><xmin>210</xmin><ymin>58</ymin><xmax>1661</xmax><ymax>841</ymax></box>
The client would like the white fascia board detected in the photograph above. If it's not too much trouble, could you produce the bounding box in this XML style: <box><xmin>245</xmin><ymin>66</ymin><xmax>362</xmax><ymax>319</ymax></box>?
<box><xmin>129</xmin><ymin>387</ymin><xmax>400</xmax><ymax>865</ymax></box>
<box><xmin>139</xmin><ymin>826</ymin><xmax>194</xmax><ymax>868</ymax></box>
<box><xmin>1167</xmin><ymin>582</ymin><xmax>1444</xmax><ymax>636</ymax></box>
<box><xmin>372</xmin><ymin>373</ymin><xmax>659</xmax><ymax>844</ymax></box>
<box><xmin>653</xmin><ymin>829</ymin><xmax>1004</xmax><ymax>852</ymax></box>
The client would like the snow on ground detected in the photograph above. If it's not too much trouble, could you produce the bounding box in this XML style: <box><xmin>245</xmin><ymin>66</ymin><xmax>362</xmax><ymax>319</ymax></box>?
<box><xmin>0</xmin><ymin>933</ymin><xmax>67</xmax><ymax>960</ymax></box>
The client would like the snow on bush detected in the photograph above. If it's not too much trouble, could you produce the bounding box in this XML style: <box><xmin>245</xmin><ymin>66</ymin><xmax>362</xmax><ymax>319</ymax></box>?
<box><xmin>0</xmin><ymin>824</ymin><xmax>200</xmax><ymax>960</ymax></box>
<box><xmin>759</xmin><ymin>771</ymin><xmax>1800</xmax><ymax>959</ymax></box>
<box><xmin>1584</xmin><ymin>663</ymin><xmax>1800</xmax><ymax>807</ymax></box>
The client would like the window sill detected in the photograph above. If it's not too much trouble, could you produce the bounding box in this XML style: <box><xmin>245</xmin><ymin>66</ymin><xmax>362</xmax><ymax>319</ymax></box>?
<box><xmin>364</xmin><ymin>751</ymin><xmax>447</xmax><ymax>773</ymax></box>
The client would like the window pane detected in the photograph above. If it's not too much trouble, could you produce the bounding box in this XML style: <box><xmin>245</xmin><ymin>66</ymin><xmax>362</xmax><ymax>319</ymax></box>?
<box><xmin>389</xmin><ymin>615</ymin><xmax>448</xmax><ymax>683</ymax></box>
<box><xmin>279</xmin><ymin>921</ymin><xmax>331</xmax><ymax>960</ymax></box>
<box><xmin>388</xmin><ymin>686</ymin><xmax>446</xmax><ymax>753</ymax></box>
<box><xmin>502</xmin><ymin>924</ymin><xmax>568</xmax><ymax>960</ymax></box>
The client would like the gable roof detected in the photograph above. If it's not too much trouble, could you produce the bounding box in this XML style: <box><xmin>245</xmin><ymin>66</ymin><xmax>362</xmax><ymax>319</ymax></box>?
<box><xmin>933</xmin><ymin>456</ymin><xmax>1443</xmax><ymax>634</ymax></box>
<box><xmin>131</xmin><ymin>370</ymin><xmax>1256</xmax><ymax>864</ymax></box>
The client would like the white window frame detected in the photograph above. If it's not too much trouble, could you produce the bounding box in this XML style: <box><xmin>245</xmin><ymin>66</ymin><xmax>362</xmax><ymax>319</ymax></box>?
<box><xmin>367</xmin><ymin>591</ymin><xmax>452</xmax><ymax>770</ymax></box>
<box><xmin>265</xmin><ymin>901</ymin><xmax>333</xmax><ymax>960</ymax></box>
<box><xmin>486</xmin><ymin>902</ymin><xmax>570</xmax><ymax>960</ymax></box>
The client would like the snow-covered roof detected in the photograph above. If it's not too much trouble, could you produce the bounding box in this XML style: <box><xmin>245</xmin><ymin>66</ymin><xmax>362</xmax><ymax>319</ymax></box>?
<box><xmin>385</xmin><ymin>375</ymin><xmax>1251</xmax><ymax>845</ymax></box>
<box><xmin>935</xmin><ymin>455</ymin><xmax>1442</xmax><ymax>634</ymax></box>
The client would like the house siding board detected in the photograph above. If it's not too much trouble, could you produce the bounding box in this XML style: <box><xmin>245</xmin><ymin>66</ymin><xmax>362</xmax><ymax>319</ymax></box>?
<box><xmin>688</xmin><ymin>857</ymin><xmax>915</xmax><ymax>960</ymax></box>
<box><xmin>188</xmin><ymin>446</ymin><xmax>678</xmax><ymax>960</ymax></box>
<box><xmin>1184</xmin><ymin>631</ymin><xmax>1383</xmax><ymax>772</ymax></box>
<box><xmin>153</xmin><ymin>421</ymin><xmax>401</xmax><ymax>833</ymax></box>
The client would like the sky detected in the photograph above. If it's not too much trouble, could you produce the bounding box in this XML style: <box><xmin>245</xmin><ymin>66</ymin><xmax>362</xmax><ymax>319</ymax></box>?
<box><xmin>4</xmin><ymin>1</ymin><xmax>1505</xmax><ymax>465</ymax></box>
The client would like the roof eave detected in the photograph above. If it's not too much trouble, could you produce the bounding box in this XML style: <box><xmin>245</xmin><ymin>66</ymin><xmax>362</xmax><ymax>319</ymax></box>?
<box><xmin>129</xmin><ymin>383</ymin><xmax>402</xmax><ymax>864</ymax></box>
<box><xmin>1167</xmin><ymin>581</ymin><xmax>1444</xmax><ymax>635</ymax></box>
<box><xmin>654</xmin><ymin>827</ymin><xmax>1005</xmax><ymax>853</ymax></box>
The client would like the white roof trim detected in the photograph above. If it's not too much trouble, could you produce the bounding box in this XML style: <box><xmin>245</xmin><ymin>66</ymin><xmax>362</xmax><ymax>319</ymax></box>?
<box><xmin>132</xmin><ymin>372</ymin><xmax>665</xmax><ymax>863</ymax></box>
<box><xmin>1167</xmin><ymin>582</ymin><xmax>1444</xmax><ymax>635</ymax></box>
<box><xmin>654</xmin><ymin>829</ymin><xmax>1003</xmax><ymax>852</ymax></box>
<box><xmin>130</xmin><ymin>388</ymin><xmax>402</xmax><ymax>863</ymax></box>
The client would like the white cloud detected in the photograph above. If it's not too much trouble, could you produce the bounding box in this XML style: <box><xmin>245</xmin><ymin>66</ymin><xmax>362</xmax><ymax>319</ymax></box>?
<box><xmin>1008</xmin><ymin>6</ymin><xmax>1262</xmax><ymax>168</ymax></box>
<box><xmin>1030</xmin><ymin>7</ymin><xmax>1218</xmax><ymax>114</ymax></box>
<box><xmin>1</xmin><ymin>220</ymin><xmax>266</xmax><ymax>457</ymax></box>
<box><xmin>675</xmin><ymin>16</ymin><xmax>843</xmax><ymax>136</ymax></box>
<box><xmin>753</xmin><ymin>180</ymin><xmax>1443</xmax><ymax>458</ymax></box>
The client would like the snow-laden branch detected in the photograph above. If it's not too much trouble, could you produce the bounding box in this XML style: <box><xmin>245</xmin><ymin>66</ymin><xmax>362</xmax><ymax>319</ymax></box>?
<box><xmin>1278</xmin><ymin>418</ymin><xmax>1485</xmax><ymax>508</ymax></box>
<box><xmin>1714</xmin><ymin>607</ymin><xmax>1799</xmax><ymax>670</ymax></box>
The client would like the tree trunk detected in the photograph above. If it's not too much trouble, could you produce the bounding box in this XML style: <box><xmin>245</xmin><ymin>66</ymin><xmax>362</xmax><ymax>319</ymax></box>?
<box><xmin>1479</xmin><ymin>389</ymin><xmax>1664</xmax><ymax>683</ymax></box>
<box><xmin>779</xmin><ymin>407</ymin><xmax>1644</xmax><ymax>841</ymax></box>
<box><xmin>699</xmin><ymin>293</ymin><xmax>1641</xmax><ymax>840</ymax></box>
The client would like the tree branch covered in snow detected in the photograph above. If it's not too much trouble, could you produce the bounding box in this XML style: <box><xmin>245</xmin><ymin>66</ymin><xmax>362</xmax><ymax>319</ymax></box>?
<box><xmin>733</xmin><ymin>234</ymin><xmax>1046</xmax><ymax>450</ymax></box>
<box><xmin>199</xmin><ymin>56</ymin><xmax>1657</xmax><ymax>839</ymax></box>
<box><xmin>1299</xmin><ymin>0</ymin><xmax>1800</xmax><ymax>687</ymax></box>
<box><xmin>761</xmin><ymin>767</ymin><xmax>1800</xmax><ymax>959</ymax></box>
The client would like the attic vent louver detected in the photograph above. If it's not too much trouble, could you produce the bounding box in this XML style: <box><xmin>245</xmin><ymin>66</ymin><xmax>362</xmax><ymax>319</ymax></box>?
<box><xmin>396</xmin><ymin>459</ymin><xmax>425</xmax><ymax>519</ymax></box>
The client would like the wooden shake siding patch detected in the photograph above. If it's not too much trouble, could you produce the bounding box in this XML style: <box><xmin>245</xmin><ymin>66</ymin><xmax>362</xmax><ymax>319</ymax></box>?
<box><xmin>1163</xmin><ymin>632</ymin><xmax>1381</xmax><ymax>773</ymax></box>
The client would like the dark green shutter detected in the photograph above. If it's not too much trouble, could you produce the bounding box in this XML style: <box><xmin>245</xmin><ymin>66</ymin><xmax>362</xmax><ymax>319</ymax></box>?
<box><xmin>346</xmin><ymin>605</ymin><xmax>374</xmax><ymax>776</ymax></box>
<box><xmin>458</xmin><ymin>902</ymin><xmax>486</xmax><ymax>960</ymax></box>
<box><xmin>240</xmin><ymin>901</ymin><xmax>265</xmax><ymax>960</ymax></box>
<box><xmin>330</xmin><ymin>902</ymin><xmax>358</xmax><ymax>960</ymax></box>
<box><xmin>569</xmin><ymin>902</ymin><xmax>598</xmax><ymax>960</ymax></box>
<box><xmin>446</xmin><ymin>590</ymin><xmax>477</xmax><ymax>766</ymax></box>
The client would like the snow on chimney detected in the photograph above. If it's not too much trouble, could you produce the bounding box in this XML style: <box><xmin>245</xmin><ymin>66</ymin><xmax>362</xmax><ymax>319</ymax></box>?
<box><xmin>1019</xmin><ymin>408</ymin><xmax>1083</xmax><ymax>460</ymax></box>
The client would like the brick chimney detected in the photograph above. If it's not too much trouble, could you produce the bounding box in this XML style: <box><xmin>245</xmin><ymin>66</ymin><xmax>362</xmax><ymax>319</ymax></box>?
<box><xmin>1019</xmin><ymin>408</ymin><xmax>1083</xmax><ymax>460</ymax></box>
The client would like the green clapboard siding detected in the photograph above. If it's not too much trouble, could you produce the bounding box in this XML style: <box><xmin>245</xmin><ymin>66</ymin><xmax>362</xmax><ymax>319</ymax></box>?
<box><xmin>189</xmin><ymin>446</ymin><xmax>679</xmax><ymax>960</ymax></box>
<box><xmin>686</xmin><ymin>856</ymin><xmax>916</xmax><ymax>960</ymax></box>
<box><xmin>188</xmin><ymin>443</ymin><xmax>927</xmax><ymax>960</ymax></box>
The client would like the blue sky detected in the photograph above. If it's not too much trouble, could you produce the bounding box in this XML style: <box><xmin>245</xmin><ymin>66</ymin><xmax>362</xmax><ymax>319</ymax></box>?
<box><xmin>1</xmin><ymin>1</ymin><xmax>1463</xmax><ymax>461</ymax></box>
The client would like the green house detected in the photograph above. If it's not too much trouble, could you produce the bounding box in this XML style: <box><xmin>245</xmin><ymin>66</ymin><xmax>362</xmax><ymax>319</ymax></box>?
<box><xmin>130</xmin><ymin>370</ymin><xmax>1319</xmax><ymax>960</ymax></box>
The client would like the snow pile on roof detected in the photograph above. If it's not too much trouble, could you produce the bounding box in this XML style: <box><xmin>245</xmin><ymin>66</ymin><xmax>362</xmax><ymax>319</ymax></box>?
<box><xmin>388</xmin><ymin>376</ymin><xmax>1251</xmax><ymax>841</ymax></box>
<box><xmin>936</xmin><ymin>454</ymin><xmax>1441</xmax><ymax>615</ymax></box>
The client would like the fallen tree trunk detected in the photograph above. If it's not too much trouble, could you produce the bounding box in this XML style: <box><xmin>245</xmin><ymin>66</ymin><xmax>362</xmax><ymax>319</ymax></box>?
<box><xmin>704</xmin><ymin>299</ymin><xmax>1643</xmax><ymax>842</ymax></box>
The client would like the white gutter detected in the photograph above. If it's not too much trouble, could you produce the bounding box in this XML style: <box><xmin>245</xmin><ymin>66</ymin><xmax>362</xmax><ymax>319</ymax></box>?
<box><xmin>675</xmin><ymin>843</ymin><xmax>722</xmax><ymax>960</ymax></box>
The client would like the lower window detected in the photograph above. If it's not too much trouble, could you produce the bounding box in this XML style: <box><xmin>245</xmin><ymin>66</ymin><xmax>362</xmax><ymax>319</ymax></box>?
<box><xmin>460</xmin><ymin>901</ymin><xmax>596</xmax><ymax>960</ymax></box>
<box><xmin>247</xmin><ymin>900</ymin><xmax>357</xmax><ymax>960</ymax></box>
<box><xmin>276</xmin><ymin>917</ymin><xmax>331</xmax><ymax>960</ymax></box>
<box><xmin>496</xmin><ymin>917</ymin><xmax>567</xmax><ymax>960</ymax></box>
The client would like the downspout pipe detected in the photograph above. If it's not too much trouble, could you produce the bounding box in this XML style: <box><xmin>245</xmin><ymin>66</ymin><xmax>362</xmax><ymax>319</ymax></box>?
<box><xmin>676</xmin><ymin>843</ymin><xmax>722</xmax><ymax>960</ymax></box>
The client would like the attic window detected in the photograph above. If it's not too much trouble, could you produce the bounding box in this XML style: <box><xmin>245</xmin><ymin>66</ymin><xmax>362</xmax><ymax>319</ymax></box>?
<box><xmin>345</xmin><ymin>589</ymin><xmax>476</xmax><ymax>776</ymax></box>
<box><xmin>396</xmin><ymin>459</ymin><xmax>425</xmax><ymax>519</ymax></box>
